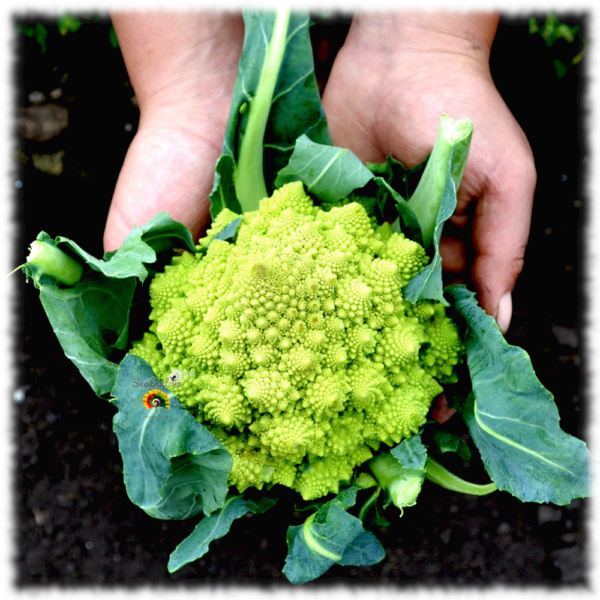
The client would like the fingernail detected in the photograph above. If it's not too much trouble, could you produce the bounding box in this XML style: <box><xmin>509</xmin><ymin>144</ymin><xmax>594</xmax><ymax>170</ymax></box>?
<box><xmin>496</xmin><ymin>292</ymin><xmax>512</xmax><ymax>335</ymax></box>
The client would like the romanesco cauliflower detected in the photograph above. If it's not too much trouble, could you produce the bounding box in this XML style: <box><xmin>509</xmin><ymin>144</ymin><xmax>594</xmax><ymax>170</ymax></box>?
<box><xmin>130</xmin><ymin>181</ymin><xmax>464</xmax><ymax>500</ymax></box>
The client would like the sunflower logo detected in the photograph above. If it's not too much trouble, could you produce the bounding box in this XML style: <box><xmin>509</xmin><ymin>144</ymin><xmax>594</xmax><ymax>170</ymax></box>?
<box><xmin>143</xmin><ymin>389</ymin><xmax>170</xmax><ymax>410</ymax></box>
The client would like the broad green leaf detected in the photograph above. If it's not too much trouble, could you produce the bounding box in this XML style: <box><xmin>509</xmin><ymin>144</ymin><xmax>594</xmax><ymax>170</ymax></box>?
<box><xmin>26</xmin><ymin>214</ymin><xmax>196</xmax><ymax>396</ymax></box>
<box><xmin>167</xmin><ymin>496</ymin><xmax>277</xmax><ymax>573</ymax></box>
<box><xmin>111</xmin><ymin>354</ymin><xmax>232</xmax><ymax>518</ymax></box>
<box><xmin>275</xmin><ymin>135</ymin><xmax>374</xmax><ymax>203</ymax></box>
<box><xmin>38</xmin><ymin>271</ymin><xmax>136</xmax><ymax>396</ymax></box>
<box><xmin>62</xmin><ymin>213</ymin><xmax>196</xmax><ymax>281</ymax></box>
<box><xmin>57</xmin><ymin>229</ymin><xmax>155</xmax><ymax>283</ymax></box>
<box><xmin>446</xmin><ymin>284</ymin><xmax>591</xmax><ymax>505</ymax></box>
<box><xmin>402</xmin><ymin>168</ymin><xmax>456</xmax><ymax>306</ymax></box>
<box><xmin>217</xmin><ymin>10</ymin><xmax>331</xmax><ymax>213</ymax></box>
<box><xmin>432</xmin><ymin>430</ymin><xmax>471</xmax><ymax>463</ymax></box>
<box><xmin>283</xmin><ymin>486</ymin><xmax>385</xmax><ymax>584</ymax></box>
<box><xmin>391</xmin><ymin>432</ymin><xmax>428</xmax><ymax>470</ymax></box>
<box><xmin>337</xmin><ymin>530</ymin><xmax>387</xmax><ymax>566</ymax></box>
<box><xmin>103</xmin><ymin>213</ymin><xmax>196</xmax><ymax>261</ymax></box>
<box><xmin>208</xmin><ymin>154</ymin><xmax>242</xmax><ymax>220</ymax></box>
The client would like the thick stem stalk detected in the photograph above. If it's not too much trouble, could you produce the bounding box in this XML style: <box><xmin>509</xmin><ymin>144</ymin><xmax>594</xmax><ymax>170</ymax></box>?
<box><xmin>236</xmin><ymin>8</ymin><xmax>291</xmax><ymax>212</ymax></box>
<box><xmin>425</xmin><ymin>457</ymin><xmax>497</xmax><ymax>496</ymax></box>
<box><xmin>408</xmin><ymin>114</ymin><xmax>473</xmax><ymax>248</ymax></box>
<box><xmin>26</xmin><ymin>240</ymin><xmax>83</xmax><ymax>286</ymax></box>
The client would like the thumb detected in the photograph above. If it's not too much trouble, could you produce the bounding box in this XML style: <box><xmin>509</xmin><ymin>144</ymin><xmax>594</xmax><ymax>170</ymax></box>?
<box><xmin>469</xmin><ymin>160</ymin><xmax>536</xmax><ymax>333</ymax></box>
<box><xmin>103</xmin><ymin>124</ymin><xmax>216</xmax><ymax>253</ymax></box>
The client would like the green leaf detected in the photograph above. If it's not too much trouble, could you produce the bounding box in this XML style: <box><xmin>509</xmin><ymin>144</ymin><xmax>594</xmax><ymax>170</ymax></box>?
<box><xmin>57</xmin><ymin>14</ymin><xmax>82</xmax><ymax>35</ymax></box>
<box><xmin>372</xmin><ymin>177</ymin><xmax>423</xmax><ymax>245</ymax></box>
<box><xmin>111</xmin><ymin>354</ymin><xmax>232</xmax><ymax>518</ymax></box>
<box><xmin>208</xmin><ymin>154</ymin><xmax>242</xmax><ymax>220</ymax></box>
<box><xmin>408</xmin><ymin>115</ymin><xmax>472</xmax><ymax>249</ymax></box>
<box><xmin>57</xmin><ymin>213</ymin><xmax>195</xmax><ymax>284</ymax></box>
<box><xmin>275</xmin><ymin>135</ymin><xmax>374</xmax><ymax>203</ymax></box>
<box><xmin>432</xmin><ymin>430</ymin><xmax>471</xmax><ymax>463</ymax></box>
<box><xmin>402</xmin><ymin>168</ymin><xmax>456</xmax><ymax>306</ymax></box>
<box><xmin>57</xmin><ymin>229</ymin><xmax>155</xmax><ymax>283</ymax></box>
<box><xmin>212</xmin><ymin>218</ymin><xmax>242</xmax><ymax>243</ymax></box>
<box><xmin>109</xmin><ymin>25</ymin><xmax>119</xmax><ymax>48</ymax></box>
<box><xmin>26</xmin><ymin>215</ymin><xmax>196</xmax><ymax>397</ymax></box>
<box><xmin>168</xmin><ymin>495</ymin><xmax>277</xmax><ymax>573</ymax></box>
<box><xmin>38</xmin><ymin>272</ymin><xmax>136</xmax><ymax>396</ymax></box>
<box><xmin>217</xmin><ymin>10</ymin><xmax>331</xmax><ymax>213</ymax></box>
<box><xmin>391</xmin><ymin>433</ymin><xmax>428</xmax><ymax>470</ymax></box>
<box><xmin>283</xmin><ymin>486</ymin><xmax>385</xmax><ymax>584</ymax></box>
<box><xmin>367</xmin><ymin>154</ymin><xmax>426</xmax><ymax>202</ymax></box>
<box><xmin>446</xmin><ymin>284</ymin><xmax>591</xmax><ymax>505</ymax></box>
<box><xmin>553</xmin><ymin>59</ymin><xmax>568</xmax><ymax>78</ymax></box>
<box><xmin>139</xmin><ymin>212</ymin><xmax>197</xmax><ymax>254</ymax></box>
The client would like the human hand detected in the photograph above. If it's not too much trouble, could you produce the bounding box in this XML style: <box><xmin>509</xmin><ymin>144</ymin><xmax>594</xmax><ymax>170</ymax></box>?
<box><xmin>103</xmin><ymin>12</ymin><xmax>244</xmax><ymax>252</ymax></box>
<box><xmin>322</xmin><ymin>12</ymin><xmax>537</xmax><ymax>333</ymax></box>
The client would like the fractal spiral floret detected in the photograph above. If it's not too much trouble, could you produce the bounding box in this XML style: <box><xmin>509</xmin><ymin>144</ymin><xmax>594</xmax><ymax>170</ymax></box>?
<box><xmin>130</xmin><ymin>181</ymin><xmax>464</xmax><ymax>500</ymax></box>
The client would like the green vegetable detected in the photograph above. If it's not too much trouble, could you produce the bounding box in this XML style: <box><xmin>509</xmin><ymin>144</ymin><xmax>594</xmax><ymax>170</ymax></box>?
<box><xmin>130</xmin><ymin>179</ymin><xmax>463</xmax><ymax>501</ymax></box>
<box><xmin>168</xmin><ymin>495</ymin><xmax>277</xmax><ymax>573</ymax></box>
<box><xmin>25</xmin><ymin>237</ymin><xmax>83</xmax><ymax>286</ymax></box>
<box><xmin>408</xmin><ymin>114</ymin><xmax>472</xmax><ymax>249</ymax></box>
<box><xmin>371</xmin><ymin>436</ymin><xmax>496</xmax><ymax>512</ymax></box>
<box><xmin>21</xmin><ymin>7</ymin><xmax>590</xmax><ymax>585</ymax></box>
<box><xmin>424</xmin><ymin>457</ymin><xmax>497</xmax><ymax>496</ymax></box>
<box><xmin>446</xmin><ymin>284</ymin><xmax>590</xmax><ymax>504</ymax></box>
<box><xmin>370</xmin><ymin>452</ymin><xmax>426</xmax><ymax>514</ymax></box>
<box><xmin>283</xmin><ymin>486</ymin><xmax>385</xmax><ymax>584</ymax></box>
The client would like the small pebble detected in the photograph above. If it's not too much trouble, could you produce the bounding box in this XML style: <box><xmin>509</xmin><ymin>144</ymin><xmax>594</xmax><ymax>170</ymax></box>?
<box><xmin>28</xmin><ymin>90</ymin><xmax>46</xmax><ymax>104</ymax></box>
<box><xmin>13</xmin><ymin>386</ymin><xmax>27</xmax><ymax>403</ymax></box>
<box><xmin>85</xmin><ymin>541</ymin><xmax>94</xmax><ymax>550</ymax></box>
<box><xmin>497</xmin><ymin>522</ymin><xmax>511</xmax><ymax>535</ymax></box>
<box><xmin>538</xmin><ymin>505</ymin><xmax>562</xmax><ymax>524</ymax></box>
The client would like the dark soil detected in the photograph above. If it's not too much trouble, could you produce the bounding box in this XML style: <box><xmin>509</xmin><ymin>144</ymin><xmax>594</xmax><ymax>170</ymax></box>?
<box><xmin>14</xmin><ymin>13</ymin><xmax>588</xmax><ymax>587</ymax></box>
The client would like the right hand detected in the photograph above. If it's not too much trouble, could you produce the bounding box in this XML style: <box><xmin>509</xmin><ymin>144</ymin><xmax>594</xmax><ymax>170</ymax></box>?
<box><xmin>103</xmin><ymin>13</ymin><xmax>244</xmax><ymax>252</ymax></box>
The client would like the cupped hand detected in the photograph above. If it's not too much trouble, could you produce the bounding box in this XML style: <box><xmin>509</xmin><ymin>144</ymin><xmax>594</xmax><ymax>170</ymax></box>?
<box><xmin>323</xmin><ymin>12</ymin><xmax>537</xmax><ymax>331</ymax></box>
<box><xmin>103</xmin><ymin>12</ymin><xmax>244</xmax><ymax>252</ymax></box>
<box><xmin>103</xmin><ymin>105</ymin><xmax>225</xmax><ymax>251</ymax></box>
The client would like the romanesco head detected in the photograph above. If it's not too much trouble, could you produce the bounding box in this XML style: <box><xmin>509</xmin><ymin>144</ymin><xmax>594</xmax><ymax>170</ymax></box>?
<box><xmin>130</xmin><ymin>181</ymin><xmax>464</xmax><ymax>500</ymax></box>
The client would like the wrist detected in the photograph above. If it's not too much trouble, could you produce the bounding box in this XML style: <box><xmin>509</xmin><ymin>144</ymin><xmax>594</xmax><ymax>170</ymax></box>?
<box><xmin>346</xmin><ymin>11</ymin><xmax>499</xmax><ymax>69</ymax></box>
<box><xmin>111</xmin><ymin>12</ymin><xmax>243</xmax><ymax>117</ymax></box>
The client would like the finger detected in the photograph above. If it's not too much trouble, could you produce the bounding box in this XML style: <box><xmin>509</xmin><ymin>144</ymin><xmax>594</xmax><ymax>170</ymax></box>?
<box><xmin>439</xmin><ymin>236</ymin><xmax>466</xmax><ymax>275</ymax></box>
<box><xmin>470</xmin><ymin>149</ymin><xmax>536</xmax><ymax>327</ymax></box>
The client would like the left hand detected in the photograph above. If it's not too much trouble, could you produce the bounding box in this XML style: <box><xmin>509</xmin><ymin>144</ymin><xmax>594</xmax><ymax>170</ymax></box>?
<box><xmin>322</xmin><ymin>11</ymin><xmax>537</xmax><ymax>333</ymax></box>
